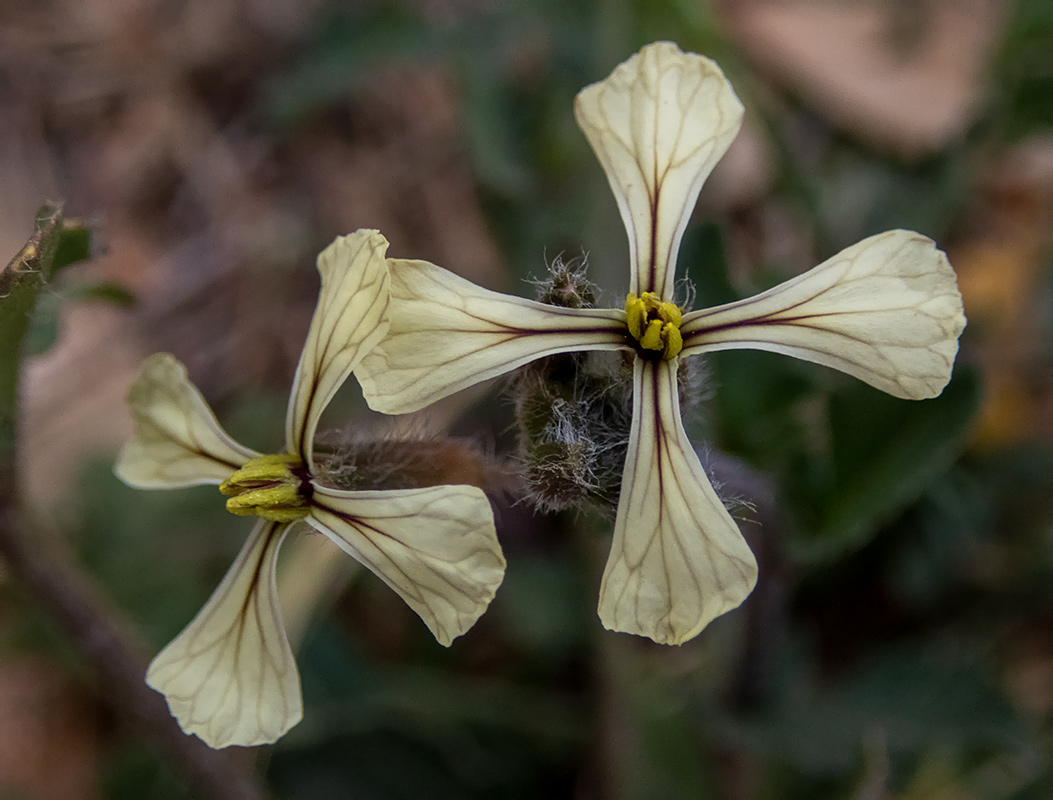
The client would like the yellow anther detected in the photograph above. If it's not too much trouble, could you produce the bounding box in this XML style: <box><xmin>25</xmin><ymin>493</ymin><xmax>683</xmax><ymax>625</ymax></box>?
<box><xmin>219</xmin><ymin>453</ymin><xmax>301</xmax><ymax>494</ymax></box>
<box><xmin>624</xmin><ymin>292</ymin><xmax>683</xmax><ymax>361</ymax></box>
<box><xmin>639</xmin><ymin>319</ymin><xmax>665</xmax><ymax>351</ymax></box>
<box><xmin>658</xmin><ymin>302</ymin><xmax>681</xmax><ymax>327</ymax></box>
<box><xmin>625</xmin><ymin>293</ymin><xmax>647</xmax><ymax>339</ymax></box>
<box><xmin>220</xmin><ymin>453</ymin><xmax>310</xmax><ymax>521</ymax></box>
<box><xmin>663</xmin><ymin>323</ymin><xmax>683</xmax><ymax>360</ymax></box>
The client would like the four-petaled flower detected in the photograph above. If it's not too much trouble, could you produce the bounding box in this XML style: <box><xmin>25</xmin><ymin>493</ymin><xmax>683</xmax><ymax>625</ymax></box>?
<box><xmin>353</xmin><ymin>43</ymin><xmax>966</xmax><ymax>645</ymax></box>
<box><xmin>115</xmin><ymin>230</ymin><xmax>506</xmax><ymax>748</ymax></box>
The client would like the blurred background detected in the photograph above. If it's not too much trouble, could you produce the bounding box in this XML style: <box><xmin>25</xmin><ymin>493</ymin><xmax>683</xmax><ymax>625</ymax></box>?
<box><xmin>1</xmin><ymin>0</ymin><xmax>1051</xmax><ymax>797</ymax></box>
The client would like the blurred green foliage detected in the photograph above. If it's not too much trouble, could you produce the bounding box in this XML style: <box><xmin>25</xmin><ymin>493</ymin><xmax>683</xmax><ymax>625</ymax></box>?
<box><xmin>991</xmin><ymin>0</ymin><xmax>1053</xmax><ymax>139</ymax></box>
<box><xmin>6</xmin><ymin>0</ymin><xmax>1049</xmax><ymax>798</ymax></box>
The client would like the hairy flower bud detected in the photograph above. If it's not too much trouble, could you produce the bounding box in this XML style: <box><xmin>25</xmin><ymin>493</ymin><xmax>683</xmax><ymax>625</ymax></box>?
<box><xmin>533</xmin><ymin>253</ymin><xmax>598</xmax><ymax>309</ymax></box>
<box><xmin>507</xmin><ymin>257</ymin><xmax>637</xmax><ymax>515</ymax></box>
<box><xmin>313</xmin><ymin>429</ymin><xmax>503</xmax><ymax>495</ymax></box>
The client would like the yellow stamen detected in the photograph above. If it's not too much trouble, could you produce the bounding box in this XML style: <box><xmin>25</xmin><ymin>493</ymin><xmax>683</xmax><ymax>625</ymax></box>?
<box><xmin>664</xmin><ymin>323</ymin><xmax>683</xmax><ymax>358</ymax></box>
<box><xmin>624</xmin><ymin>292</ymin><xmax>683</xmax><ymax>360</ymax></box>
<box><xmin>626</xmin><ymin>293</ymin><xmax>647</xmax><ymax>339</ymax></box>
<box><xmin>658</xmin><ymin>302</ymin><xmax>681</xmax><ymax>327</ymax></box>
<box><xmin>639</xmin><ymin>319</ymin><xmax>665</xmax><ymax>351</ymax></box>
<box><xmin>220</xmin><ymin>453</ymin><xmax>310</xmax><ymax>522</ymax></box>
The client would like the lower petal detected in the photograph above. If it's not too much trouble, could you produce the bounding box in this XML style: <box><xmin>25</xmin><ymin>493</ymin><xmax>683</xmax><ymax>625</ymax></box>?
<box><xmin>307</xmin><ymin>484</ymin><xmax>506</xmax><ymax>646</ymax></box>
<box><xmin>599</xmin><ymin>359</ymin><xmax>757</xmax><ymax>645</ymax></box>
<box><xmin>146</xmin><ymin>521</ymin><xmax>301</xmax><ymax>748</ymax></box>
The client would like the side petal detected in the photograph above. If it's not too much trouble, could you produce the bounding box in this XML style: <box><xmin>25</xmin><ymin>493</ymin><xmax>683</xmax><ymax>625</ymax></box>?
<box><xmin>354</xmin><ymin>258</ymin><xmax>628</xmax><ymax>414</ymax></box>
<box><xmin>599</xmin><ymin>359</ymin><xmax>757</xmax><ymax>645</ymax></box>
<box><xmin>681</xmin><ymin>230</ymin><xmax>967</xmax><ymax>399</ymax></box>
<box><xmin>146</xmin><ymin>521</ymin><xmax>301</xmax><ymax>748</ymax></box>
<box><xmin>575</xmin><ymin>41</ymin><xmax>743</xmax><ymax>300</ymax></box>
<box><xmin>115</xmin><ymin>353</ymin><xmax>258</xmax><ymax>489</ymax></box>
<box><xmin>286</xmin><ymin>229</ymin><xmax>390</xmax><ymax>463</ymax></box>
<box><xmin>306</xmin><ymin>484</ymin><xmax>506</xmax><ymax>646</ymax></box>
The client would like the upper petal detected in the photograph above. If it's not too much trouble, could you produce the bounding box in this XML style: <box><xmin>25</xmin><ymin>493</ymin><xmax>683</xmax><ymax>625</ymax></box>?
<box><xmin>306</xmin><ymin>484</ymin><xmax>506</xmax><ymax>646</ymax></box>
<box><xmin>146</xmin><ymin>521</ymin><xmax>302</xmax><ymax>748</ymax></box>
<box><xmin>286</xmin><ymin>229</ymin><xmax>390</xmax><ymax>462</ymax></box>
<box><xmin>599</xmin><ymin>359</ymin><xmax>757</xmax><ymax>645</ymax></box>
<box><xmin>575</xmin><ymin>41</ymin><xmax>743</xmax><ymax>300</ymax></box>
<box><xmin>681</xmin><ymin>230</ymin><xmax>967</xmax><ymax>399</ymax></box>
<box><xmin>354</xmin><ymin>258</ymin><xmax>628</xmax><ymax>414</ymax></box>
<box><xmin>115</xmin><ymin>353</ymin><xmax>258</xmax><ymax>489</ymax></box>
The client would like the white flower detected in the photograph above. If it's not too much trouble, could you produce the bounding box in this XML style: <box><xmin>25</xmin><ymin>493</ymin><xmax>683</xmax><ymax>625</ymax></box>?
<box><xmin>115</xmin><ymin>230</ymin><xmax>506</xmax><ymax>748</ymax></box>
<box><xmin>353</xmin><ymin>44</ymin><xmax>966</xmax><ymax>646</ymax></box>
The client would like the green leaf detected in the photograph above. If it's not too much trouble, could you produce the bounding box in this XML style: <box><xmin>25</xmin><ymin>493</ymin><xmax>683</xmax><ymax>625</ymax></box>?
<box><xmin>51</xmin><ymin>218</ymin><xmax>93</xmax><ymax>273</ymax></box>
<box><xmin>64</xmin><ymin>281</ymin><xmax>135</xmax><ymax>308</ymax></box>
<box><xmin>795</xmin><ymin>366</ymin><xmax>982</xmax><ymax>561</ymax></box>
<box><xmin>23</xmin><ymin>292</ymin><xmax>62</xmax><ymax>357</ymax></box>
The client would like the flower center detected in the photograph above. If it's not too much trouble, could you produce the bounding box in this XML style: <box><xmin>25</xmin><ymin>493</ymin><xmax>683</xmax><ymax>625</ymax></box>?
<box><xmin>219</xmin><ymin>453</ymin><xmax>312</xmax><ymax>522</ymax></box>
<box><xmin>625</xmin><ymin>292</ymin><xmax>683</xmax><ymax>360</ymax></box>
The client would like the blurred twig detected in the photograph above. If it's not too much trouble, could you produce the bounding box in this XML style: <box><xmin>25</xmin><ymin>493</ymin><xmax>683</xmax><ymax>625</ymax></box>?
<box><xmin>0</xmin><ymin>204</ymin><xmax>266</xmax><ymax>800</ymax></box>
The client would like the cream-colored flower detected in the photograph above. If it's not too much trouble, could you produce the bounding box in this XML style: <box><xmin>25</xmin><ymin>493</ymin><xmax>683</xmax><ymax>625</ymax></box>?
<box><xmin>354</xmin><ymin>43</ymin><xmax>966</xmax><ymax>645</ymax></box>
<box><xmin>115</xmin><ymin>230</ymin><xmax>505</xmax><ymax>748</ymax></box>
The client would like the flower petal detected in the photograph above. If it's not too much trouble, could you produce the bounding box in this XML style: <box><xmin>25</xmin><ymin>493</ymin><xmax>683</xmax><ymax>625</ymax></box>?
<box><xmin>681</xmin><ymin>230</ymin><xmax>967</xmax><ymax>399</ymax></box>
<box><xmin>146</xmin><ymin>521</ymin><xmax>301</xmax><ymax>748</ymax></box>
<box><xmin>115</xmin><ymin>353</ymin><xmax>258</xmax><ymax>488</ymax></box>
<box><xmin>307</xmin><ymin>484</ymin><xmax>505</xmax><ymax>645</ymax></box>
<box><xmin>286</xmin><ymin>229</ymin><xmax>390</xmax><ymax>462</ymax></box>
<box><xmin>354</xmin><ymin>258</ymin><xmax>628</xmax><ymax>414</ymax></box>
<box><xmin>599</xmin><ymin>359</ymin><xmax>757</xmax><ymax>645</ymax></box>
<box><xmin>575</xmin><ymin>41</ymin><xmax>743</xmax><ymax>300</ymax></box>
